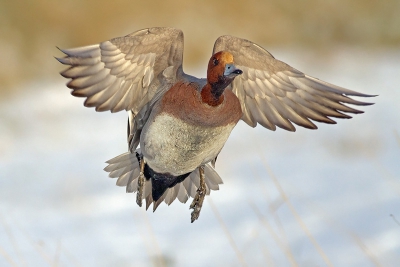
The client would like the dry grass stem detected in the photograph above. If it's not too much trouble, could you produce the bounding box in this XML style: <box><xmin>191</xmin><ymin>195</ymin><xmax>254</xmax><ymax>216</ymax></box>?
<box><xmin>0</xmin><ymin>245</ymin><xmax>18</xmax><ymax>267</ymax></box>
<box><xmin>208</xmin><ymin>197</ymin><xmax>248</xmax><ymax>267</ymax></box>
<box><xmin>250</xmin><ymin>167</ymin><xmax>294</xmax><ymax>258</ymax></box>
<box><xmin>13</xmin><ymin>221</ymin><xmax>54</xmax><ymax>266</ymax></box>
<box><xmin>256</xmin><ymin>150</ymin><xmax>334</xmax><ymax>267</ymax></box>
<box><xmin>390</xmin><ymin>214</ymin><xmax>400</xmax><ymax>226</ymax></box>
<box><xmin>295</xmin><ymin>193</ymin><xmax>384</xmax><ymax>267</ymax></box>
<box><xmin>57</xmin><ymin>243</ymin><xmax>83</xmax><ymax>267</ymax></box>
<box><xmin>140</xmin><ymin>209</ymin><xmax>167</xmax><ymax>267</ymax></box>
<box><xmin>0</xmin><ymin>215</ymin><xmax>25</xmax><ymax>266</ymax></box>
<box><xmin>249</xmin><ymin>201</ymin><xmax>299</xmax><ymax>267</ymax></box>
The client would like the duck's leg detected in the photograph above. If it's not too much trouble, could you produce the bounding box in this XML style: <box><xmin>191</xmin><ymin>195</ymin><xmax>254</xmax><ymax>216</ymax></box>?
<box><xmin>136</xmin><ymin>158</ymin><xmax>145</xmax><ymax>207</ymax></box>
<box><xmin>190</xmin><ymin>165</ymin><xmax>206</xmax><ymax>223</ymax></box>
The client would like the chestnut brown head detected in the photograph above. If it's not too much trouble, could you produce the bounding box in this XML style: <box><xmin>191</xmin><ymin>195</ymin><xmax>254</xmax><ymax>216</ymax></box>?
<box><xmin>207</xmin><ymin>51</ymin><xmax>242</xmax><ymax>90</ymax></box>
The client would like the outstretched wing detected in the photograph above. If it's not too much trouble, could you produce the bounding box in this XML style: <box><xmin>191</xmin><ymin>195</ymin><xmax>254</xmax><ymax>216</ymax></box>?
<box><xmin>213</xmin><ymin>35</ymin><xmax>375</xmax><ymax>131</ymax></box>
<box><xmin>57</xmin><ymin>27</ymin><xmax>184</xmax><ymax>114</ymax></box>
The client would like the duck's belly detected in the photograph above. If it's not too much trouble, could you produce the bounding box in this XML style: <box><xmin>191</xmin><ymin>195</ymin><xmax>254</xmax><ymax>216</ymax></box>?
<box><xmin>141</xmin><ymin>113</ymin><xmax>235</xmax><ymax>176</ymax></box>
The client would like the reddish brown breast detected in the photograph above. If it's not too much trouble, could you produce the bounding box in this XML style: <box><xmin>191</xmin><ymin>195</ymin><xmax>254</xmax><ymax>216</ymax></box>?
<box><xmin>201</xmin><ymin>83</ymin><xmax>224</xmax><ymax>106</ymax></box>
<box><xmin>160</xmin><ymin>81</ymin><xmax>242</xmax><ymax>128</ymax></box>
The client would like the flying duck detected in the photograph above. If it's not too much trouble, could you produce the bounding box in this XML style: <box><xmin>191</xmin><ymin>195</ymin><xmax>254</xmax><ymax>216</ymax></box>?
<box><xmin>57</xmin><ymin>27</ymin><xmax>374</xmax><ymax>222</ymax></box>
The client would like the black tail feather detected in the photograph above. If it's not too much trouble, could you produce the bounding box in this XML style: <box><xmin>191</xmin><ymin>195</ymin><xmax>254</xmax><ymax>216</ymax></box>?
<box><xmin>143</xmin><ymin>163</ymin><xmax>190</xmax><ymax>202</ymax></box>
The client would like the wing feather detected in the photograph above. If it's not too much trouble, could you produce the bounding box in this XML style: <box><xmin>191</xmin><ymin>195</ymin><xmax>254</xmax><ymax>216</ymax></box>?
<box><xmin>57</xmin><ymin>27</ymin><xmax>184</xmax><ymax>114</ymax></box>
<box><xmin>213</xmin><ymin>35</ymin><xmax>375</xmax><ymax>131</ymax></box>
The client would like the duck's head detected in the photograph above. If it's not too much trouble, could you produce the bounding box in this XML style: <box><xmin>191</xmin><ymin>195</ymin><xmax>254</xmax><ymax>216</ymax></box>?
<box><xmin>207</xmin><ymin>51</ymin><xmax>242</xmax><ymax>92</ymax></box>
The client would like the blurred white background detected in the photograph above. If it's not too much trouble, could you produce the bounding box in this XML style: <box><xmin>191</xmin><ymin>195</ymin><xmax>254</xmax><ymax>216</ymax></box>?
<box><xmin>1</xmin><ymin>1</ymin><xmax>399</xmax><ymax>266</ymax></box>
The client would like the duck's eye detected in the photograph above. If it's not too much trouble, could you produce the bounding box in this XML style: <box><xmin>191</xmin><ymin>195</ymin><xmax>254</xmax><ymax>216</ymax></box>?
<box><xmin>213</xmin><ymin>58</ymin><xmax>219</xmax><ymax>66</ymax></box>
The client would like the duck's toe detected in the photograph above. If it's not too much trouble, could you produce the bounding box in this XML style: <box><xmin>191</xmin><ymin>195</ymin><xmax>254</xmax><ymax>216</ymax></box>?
<box><xmin>190</xmin><ymin>165</ymin><xmax>206</xmax><ymax>223</ymax></box>
<box><xmin>136</xmin><ymin>158</ymin><xmax>146</xmax><ymax>207</ymax></box>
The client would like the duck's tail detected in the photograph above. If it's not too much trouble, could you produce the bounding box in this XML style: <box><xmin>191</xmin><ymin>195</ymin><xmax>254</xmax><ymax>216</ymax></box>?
<box><xmin>104</xmin><ymin>149</ymin><xmax>223</xmax><ymax>211</ymax></box>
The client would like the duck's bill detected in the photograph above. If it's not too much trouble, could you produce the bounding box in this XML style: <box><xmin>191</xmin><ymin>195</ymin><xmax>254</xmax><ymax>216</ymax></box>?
<box><xmin>224</xmin><ymin>63</ymin><xmax>243</xmax><ymax>78</ymax></box>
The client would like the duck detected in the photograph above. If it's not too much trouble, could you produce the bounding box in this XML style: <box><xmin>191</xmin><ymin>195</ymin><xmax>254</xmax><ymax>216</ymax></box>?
<box><xmin>57</xmin><ymin>27</ymin><xmax>374</xmax><ymax>222</ymax></box>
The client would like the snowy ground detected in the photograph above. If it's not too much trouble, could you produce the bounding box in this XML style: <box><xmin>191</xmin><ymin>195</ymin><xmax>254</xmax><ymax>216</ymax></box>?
<box><xmin>1</xmin><ymin>48</ymin><xmax>399</xmax><ymax>267</ymax></box>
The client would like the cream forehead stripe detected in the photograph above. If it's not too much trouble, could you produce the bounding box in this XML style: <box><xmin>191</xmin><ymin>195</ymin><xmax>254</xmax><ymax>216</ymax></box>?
<box><xmin>219</xmin><ymin>51</ymin><xmax>234</xmax><ymax>64</ymax></box>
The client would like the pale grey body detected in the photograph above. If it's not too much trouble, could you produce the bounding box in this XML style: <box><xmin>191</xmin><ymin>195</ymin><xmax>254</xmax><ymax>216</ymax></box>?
<box><xmin>141</xmin><ymin>112</ymin><xmax>235</xmax><ymax>176</ymax></box>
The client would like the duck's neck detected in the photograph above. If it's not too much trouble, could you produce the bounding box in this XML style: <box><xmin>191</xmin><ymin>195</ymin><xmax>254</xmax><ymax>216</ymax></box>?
<box><xmin>200</xmin><ymin>83</ymin><xmax>225</xmax><ymax>106</ymax></box>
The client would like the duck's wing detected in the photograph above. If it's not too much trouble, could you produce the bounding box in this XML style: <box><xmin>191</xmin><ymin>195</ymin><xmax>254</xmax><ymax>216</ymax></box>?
<box><xmin>57</xmin><ymin>27</ymin><xmax>184</xmax><ymax>114</ymax></box>
<box><xmin>213</xmin><ymin>35</ymin><xmax>375</xmax><ymax>131</ymax></box>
